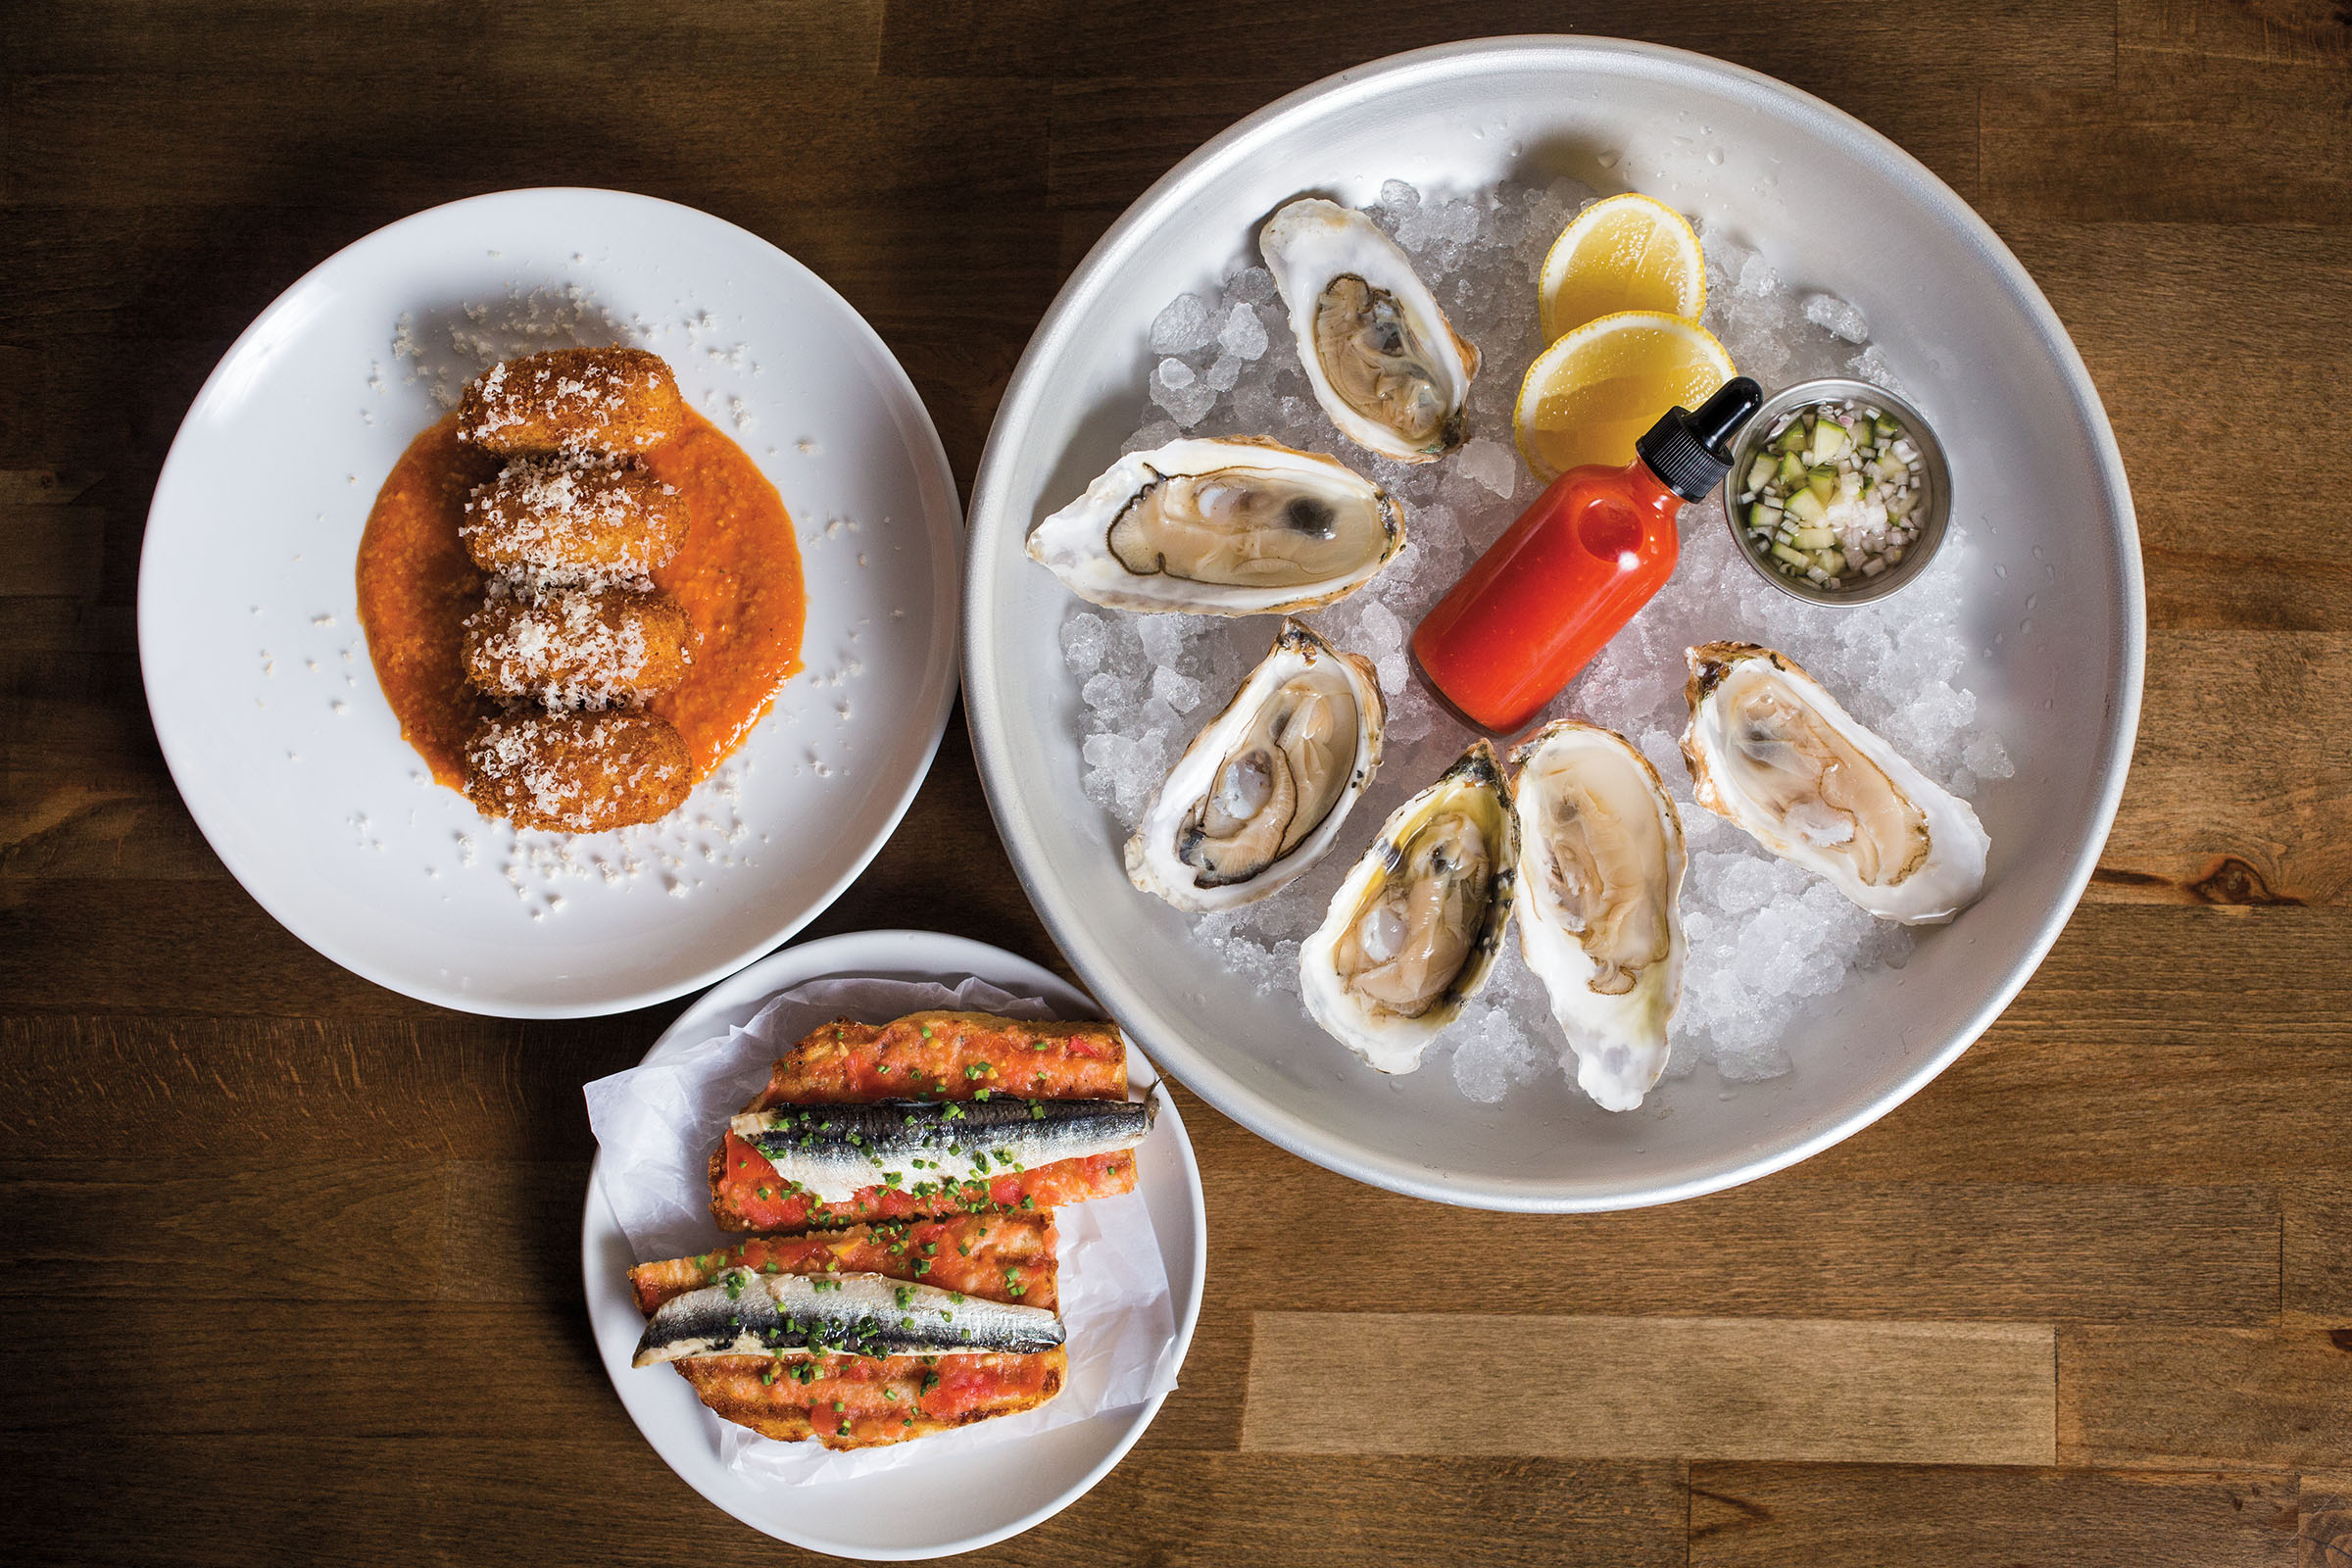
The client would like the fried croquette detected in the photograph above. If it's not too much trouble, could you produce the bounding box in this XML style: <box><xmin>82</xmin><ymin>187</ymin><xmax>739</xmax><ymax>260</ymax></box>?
<box><xmin>460</xmin><ymin>456</ymin><xmax>689</xmax><ymax>581</ymax></box>
<box><xmin>462</xmin><ymin>587</ymin><xmax>695</xmax><ymax>708</ymax></box>
<box><xmin>464</xmin><ymin>710</ymin><xmax>694</xmax><ymax>831</ymax></box>
<box><xmin>458</xmin><ymin>346</ymin><xmax>685</xmax><ymax>455</ymax></box>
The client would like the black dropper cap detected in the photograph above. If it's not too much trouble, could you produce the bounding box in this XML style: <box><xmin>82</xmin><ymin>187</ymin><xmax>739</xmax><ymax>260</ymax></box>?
<box><xmin>1633</xmin><ymin>376</ymin><xmax>1764</xmax><ymax>501</ymax></box>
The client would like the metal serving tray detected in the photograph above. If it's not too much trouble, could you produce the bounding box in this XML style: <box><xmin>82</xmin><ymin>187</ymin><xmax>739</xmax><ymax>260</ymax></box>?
<box><xmin>962</xmin><ymin>36</ymin><xmax>2142</xmax><ymax>1210</ymax></box>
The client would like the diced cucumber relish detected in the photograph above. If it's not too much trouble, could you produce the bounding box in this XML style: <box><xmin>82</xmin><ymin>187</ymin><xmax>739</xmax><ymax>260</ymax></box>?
<box><xmin>1736</xmin><ymin>398</ymin><xmax>1925</xmax><ymax>589</ymax></box>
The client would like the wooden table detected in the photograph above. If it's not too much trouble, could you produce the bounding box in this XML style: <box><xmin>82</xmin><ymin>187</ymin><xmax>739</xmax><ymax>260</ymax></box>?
<box><xmin>7</xmin><ymin>3</ymin><xmax>2348</xmax><ymax>1562</ymax></box>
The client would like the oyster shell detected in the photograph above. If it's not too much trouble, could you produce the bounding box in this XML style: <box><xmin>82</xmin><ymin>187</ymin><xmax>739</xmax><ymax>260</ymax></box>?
<box><xmin>1127</xmin><ymin>619</ymin><xmax>1386</xmax><ymax>911</ymax></box>
<box><xmin>1681</xmin><ymin>642</ymin><xmax>1989</xmax><ymax>925</ymax></box>
<box><xmin>1025</xmin><ymin>436</ymin><xmax>1401</xmax><ymax>614</ymax></box>
<box><xmin>1259</xmin><ymin>198</ymin><xmax>1480</xmax><ymax>464</ymax></box>
<box><xmin>1509</xmin><ymin>721</ymin><xmax>1688</xmax><ymax>1111</ymax></box>
<box><xmin>1299</xmin><ymin>740</ymin><xmax>1519</xmax><ymax>1073</ymax></box>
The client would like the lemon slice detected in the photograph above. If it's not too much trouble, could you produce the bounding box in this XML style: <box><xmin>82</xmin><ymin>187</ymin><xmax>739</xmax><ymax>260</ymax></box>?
<box><xmin>1512</xmin><ymin>311</ymin><xmax>1736</xmax><ymax>483</ymax></box>
<box><xmin>1538</xmin><ymin>194</ymin><xmax>1707</xmax><ymax>344</ymax></box>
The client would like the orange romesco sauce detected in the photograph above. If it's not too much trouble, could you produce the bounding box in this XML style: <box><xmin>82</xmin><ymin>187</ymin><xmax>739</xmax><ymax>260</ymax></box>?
<box><xmin>713</xmin><ymin>1133</ymin><xmax>1138</xmax><ymax>1233</ymax></box>
<box><xmin>355</xmin><ymin>406</ymin><xmax>806</xmax><ymax>788</ymax></box>
<box><xmin>641</xmin><ymin>413</ymin><xmax>808</xmax><ymax>772</ymax></box>
<box><xmin>353</xmin><ymin>416</ymin><xmax>499</xmax><ymax>785</ymax></box>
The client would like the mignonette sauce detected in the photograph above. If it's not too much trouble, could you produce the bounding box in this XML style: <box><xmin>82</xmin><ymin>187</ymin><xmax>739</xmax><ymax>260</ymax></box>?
<box><xmin>1411</xmin><ymin>377</ymin><xmax>1764</xmax><ymax>735</ymax></box>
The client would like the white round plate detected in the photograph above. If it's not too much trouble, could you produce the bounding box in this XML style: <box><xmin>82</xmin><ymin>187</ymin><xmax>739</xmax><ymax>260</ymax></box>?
<box><xmin>582</xmin><ymin>929</ymin><xmax>1205</xmax><ymax>1560</ymax></box>
<box><xmin>139</xmin><ymin>188</ymin><xmax>962</xmax><ymax>1017</ymax></box>
<box><xmin>964</xmin><ymin>38</ymin><xmax>2143</xmax><ymax>1209</ymax></box>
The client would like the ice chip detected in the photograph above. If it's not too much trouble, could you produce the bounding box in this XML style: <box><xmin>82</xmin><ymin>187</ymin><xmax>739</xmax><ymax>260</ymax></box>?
<box><xmin>1394</xmin><ymin>199</ymin><xmax>1443</xmax><ymax>255</ymax></box>
<box><xmin>1715</xmin><ymin>1043</ymin><xmax>1793</xmax><ymax>1083</ymax></box>
<box><xmin>1384</xmin><ymin>681</ymin><xmax>1437</xmax><ymax>746</ymax></box>
<box><xmin>1413</xmin><ymin>501</ymin><xmax>1466</xmax><ymax>556</ymax></box>
<box><xmin>1217</xmin><ymin>301</ymin><xmax>1270</xmax><ymax>362</ymax></box>
<box><xmin>1151</xmin><ymin>664</ymin><xmax>1204</xmax><ymax>714</ymax></box>
<box><xmin>1802</xmin><ymin>292</ymin><xmax>1871</xmax><ymax>344</ymax></box>
<box><xmin>1457</xmin><ymin>438</ymin><xmax>1518</xmax><ymax>500</ymax></box>
<box><xmin>1846</xmin><ymin>344</ymin><xmax>1908</xmax><ymax>394</ymax></box>
<box><xmin>1149</xmin><ymin>367</ymin><xmax>1216</xmax><ymax>428</ymax></box>
<box><xmin>1228</xmin><ymin>266</ymin><xmax>1278</xmax><ymax>307</ymax></box>
<box><xmin>1353</xmin><ymin>600</ymin><xmax>1409</xmax><ymax>695</ymax></box>
<box><xmin>1379</xmin><ymin>178</ymin><xmax>1422</xmax><ymax>215</ymax></box>
<box><xmin>1230</xmin><ymin>378</ymin><xmax>1281</xmax><ymax>431</ymax></box>
<box><xmin>1697</xmin><ymin>219</ymin><xmax>1757</xmax><ymax>287</ymax></box>
<box><xmin>1149</xmin><ymin>293</ymin><xmax>1215</xmax><ymax>355</ymax></box>
<box><xmin>1081</xmin><ymin>671</ymin><xmax>1127</xmax><ymax>711</ymax></box>
<box><xmin>1962</xmin><ymin>732</ymin><xmax>2014</xmax><ymax>781</ymax></box>
<box><xmin>1059</xmin><ymin>612</ymin><xmax>1108</xmax><ymax>675</ymax></box>
<box><xmin>1204</xmin><ymin>352</ymin><xmax>1244</xmax><ymax>392</ymax></box>
<box><xmin>1135</xmin><ymin>613</ymin><xmax>1195</xmax><ymax>668</ymax></box>
<box><xmin>1448</xmin><ymin>1001</ymin><xmax>1545</xmax><ymax>1103</ymax></box>
<box><xmin>1121</xmin><ymin>417</ymin><xmax>1182</xmax><ymax>455</ymax></box>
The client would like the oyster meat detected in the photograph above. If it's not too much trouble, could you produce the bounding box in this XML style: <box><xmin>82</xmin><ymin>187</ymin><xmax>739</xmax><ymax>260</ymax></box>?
<box><xmin>1127</xmin><ymin>619</ymin><xmax>1386</xmax><ymax>911</ymax></box>
<box><xmin>1681</xmin><ymin>642</ymin><xmax>1989</xmax><ymax>925</ymax></box>
<box><xmin>1299</xmin><ymin>740</ymin><xmax>1519</xmax><ymax>1074</ymax></box>
<box><xmin>1510</xmin><ymin>721</ymin><xmax>1688</xmax><ymax>1111</ymax></box>
<box><xmin>1025</xmin><ymin>436</ymin><xmax>1401</xmax><ymax>614</ymax></box>
<box><xmin>1259</xmin><ymin>198</ymin><xmax>1480</xmax><ymax>464</ymax></box>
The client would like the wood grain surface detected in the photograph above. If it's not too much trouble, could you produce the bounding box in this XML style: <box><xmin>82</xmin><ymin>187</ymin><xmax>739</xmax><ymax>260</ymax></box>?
<box><xmin>4</xmin><ymin>1</ymin><xmax>2349</xmax><ymax>1563</ymax></box>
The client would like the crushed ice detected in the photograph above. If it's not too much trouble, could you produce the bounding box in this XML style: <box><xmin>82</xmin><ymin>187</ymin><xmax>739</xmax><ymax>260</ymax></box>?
<box><xmin>1056</xmin><ymin>178</ymin><xmax>2003</xmax><ymax>1107</ymax></box>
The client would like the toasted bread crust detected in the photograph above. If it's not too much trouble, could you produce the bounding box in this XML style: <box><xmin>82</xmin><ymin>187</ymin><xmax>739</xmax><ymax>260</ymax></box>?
<box><xmin>460</xmin><ymin>456</ymin><xmax>688</xmax><ymax>580</ymax></box>
<box><xmin>462</xmin><ymin>709</ymin><xmax>692</xmax><ymax>830</ymax></box>
<box><xmin>461</xmin><ymin>587</ymin><xmax>694</xmax><ymax>705</ymax></box>
<box><xmin>458</xmin><ymin>347</ymin><xmax>684</xmax><ymax>456</ymax></box>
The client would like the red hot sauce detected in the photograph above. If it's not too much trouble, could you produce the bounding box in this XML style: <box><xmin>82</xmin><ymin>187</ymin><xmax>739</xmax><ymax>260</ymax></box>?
<box><xmin>1411</xmin><ymin>377</ymin><xmax>1761</xmax><ymax>736</ymax></box>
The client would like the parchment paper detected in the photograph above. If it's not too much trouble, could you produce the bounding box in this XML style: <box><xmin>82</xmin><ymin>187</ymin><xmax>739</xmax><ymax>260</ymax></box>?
<box><xmin>584</xmin><ymin>976</ymin><xmax>1181</xmax><ymax>1484</ymax></box>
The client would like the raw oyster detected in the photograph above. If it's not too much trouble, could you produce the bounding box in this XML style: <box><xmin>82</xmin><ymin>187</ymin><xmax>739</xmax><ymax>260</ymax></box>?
<box><xmin>1681</xmin><ymin>642</ymin><xmax>1989</xmax><ymax>924</ymax></box>
<box><xmin>1299</xmin><ymin>740</ymin><xmax>1519</xmax><ymax>1073</ymax></box>
<box><xmin>1025</xmin><ymin>436</ymin><xmax>1401</xmax><ymax>614</ymax></box>
<box><xmin>1259</xmin><ymin>197</ymin><xmax>1480</xmax><ymax>464</ymax></box>
<box><xmin>1509</xmin><ymin>721</ymin><xmax>1688</xmax><ymax>1111</ymax></box>
<box><xmin>1127</xmin><ymin>619</ymin><xmax>1385</xmax><ymax>911</ymax></box>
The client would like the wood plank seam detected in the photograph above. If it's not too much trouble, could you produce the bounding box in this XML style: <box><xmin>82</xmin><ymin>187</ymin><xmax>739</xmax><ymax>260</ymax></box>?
<box><xmin>1244</xmin><ymin>1311</ymin><xmax>2057</xmax><ymax>1466</ymax></box>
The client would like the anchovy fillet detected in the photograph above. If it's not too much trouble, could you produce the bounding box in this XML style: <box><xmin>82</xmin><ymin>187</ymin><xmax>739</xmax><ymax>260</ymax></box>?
<box><xmin>631</xmin><ymin>1267</ymin><xmax>1064</xmax><ymax>1368</ymax></box>
<box><xmin>730</xmin><ymin>1092</ymin><xmax>1156</xmax><ymax>1203</ymax></box>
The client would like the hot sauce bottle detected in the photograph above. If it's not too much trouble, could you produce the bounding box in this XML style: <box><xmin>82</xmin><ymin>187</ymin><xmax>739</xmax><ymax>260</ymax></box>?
<box><xmin>1411</xmin><ymin>377</ymin><xmax>1763</xmax><ymax>735</ymax></box>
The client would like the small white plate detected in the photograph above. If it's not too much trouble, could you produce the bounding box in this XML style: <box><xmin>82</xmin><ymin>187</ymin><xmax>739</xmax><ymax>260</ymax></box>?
<box><xmin>139</xmin><ymin>188</ymin><xmax>962</xmax><ymax>1017</ymax></box>
<box><xmin>581</xmin><ymin>929</ymin><xmax>1206</xmax><ymax>1560</ymax></box>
